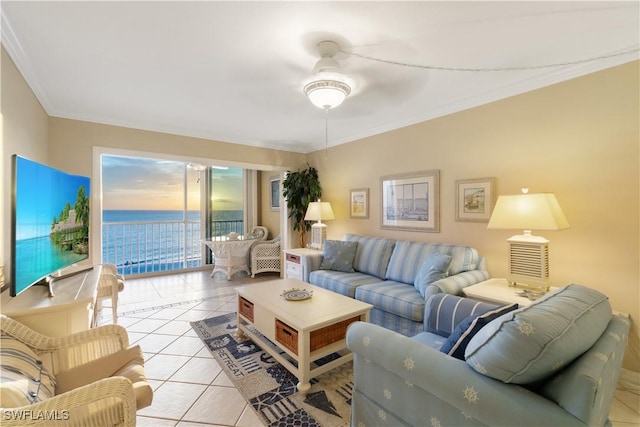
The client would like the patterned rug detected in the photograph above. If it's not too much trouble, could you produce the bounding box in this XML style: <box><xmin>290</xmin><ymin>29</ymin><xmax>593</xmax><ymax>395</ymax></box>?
<box><xmin>190</xmin><ymin>313</ymin><xmax>352</xmax><ymax>427</ymax></box>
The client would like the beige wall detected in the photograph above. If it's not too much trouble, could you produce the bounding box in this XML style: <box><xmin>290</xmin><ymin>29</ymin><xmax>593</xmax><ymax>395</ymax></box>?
<box><xmin>259</xmin><ymin>171</ymin><xmax>281</xmax><ymax>239</ymax></box>
<box><xmin>1</xmin><ymin>47</ymin><xmax>49</xmax><ymax>273</ymax></box>
<box><xmin>47</xmin><ymin>117</ymin><xmax>304</xmax><ymax>178</ymax></box>
<box><xmin>307</xmin><ymin>61</ymin><xmax>640</xmax><ymax>371</ymax></box>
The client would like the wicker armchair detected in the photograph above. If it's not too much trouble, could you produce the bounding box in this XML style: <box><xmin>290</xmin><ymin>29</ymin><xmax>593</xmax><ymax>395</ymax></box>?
<box><xmin>251</xmin><ymin>236</ymin><xmax>281</xmax><ymax>278</ymax></box>
<box><xmin>0</xmin><ymin>314</ymin><xmax>152</xmax><ymax>426</ymax></box>
<box><xmin>94</xmin><ymin>264</ymin><xmax>125</xmax><ymax>326</ymax></box>
<box><xmin>246</xmin><ymin>225</ymin><xmax>268</xmax><ymax>241</ymax></box>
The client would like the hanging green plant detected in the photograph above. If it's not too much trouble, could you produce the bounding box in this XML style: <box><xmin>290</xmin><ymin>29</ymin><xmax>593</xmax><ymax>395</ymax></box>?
<box><xmin>282</xmin><ymin>164</ymin><xmax>322</xmax><ymax>247</ymax></box>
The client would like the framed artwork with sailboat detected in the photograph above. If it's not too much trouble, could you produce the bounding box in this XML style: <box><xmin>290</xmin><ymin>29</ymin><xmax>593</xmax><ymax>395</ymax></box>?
<box><xmin>455</xmin><ymin>177</ymin><xmax>496</xmax><ymax>222</ymax></box>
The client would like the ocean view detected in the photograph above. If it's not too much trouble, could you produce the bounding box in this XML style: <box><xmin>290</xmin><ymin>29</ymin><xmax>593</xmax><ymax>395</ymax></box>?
<box><xmin>102</xmin><ymin>210</ymin><xmax>243</xmax><ymax>275</ymax></box>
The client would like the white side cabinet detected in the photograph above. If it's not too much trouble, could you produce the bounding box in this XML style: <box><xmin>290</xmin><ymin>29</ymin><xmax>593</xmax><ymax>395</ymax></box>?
<box><xmin>283</xmin><ymin>248</ymin><xmax>322</xmax><ymax>282</ymax></box>
<box><xmin>0</xmin><ymin>266</ymin><xmax>101</xmax><ymax>336</ymax></box>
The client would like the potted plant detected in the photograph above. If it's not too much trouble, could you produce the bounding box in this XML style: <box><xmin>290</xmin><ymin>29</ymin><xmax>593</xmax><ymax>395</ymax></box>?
<box><xmin>282</xmin><ymin>164</ymin><xmax>322</xmax><ymax>247</ymax></box>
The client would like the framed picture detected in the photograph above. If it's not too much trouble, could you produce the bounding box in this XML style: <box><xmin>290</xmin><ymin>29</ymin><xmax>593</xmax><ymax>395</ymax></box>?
<box><xmin>269</xmin><ymin>176</ymin><xmax>280</xmax><ymax>211</ymax></box>
<box><xmin>381</xmin><ymin>170</ymin><xmax>440</xmax><ymax>232</ymax></box>
<box><xmin>455</xmin><ymin>177</ymin><xmax>496</xmax><ymax>222</ymax></box>
<box><xmin>350</xmin><ymin>188</ymin><xmax>369</xmax><ymax>219</ymax></box>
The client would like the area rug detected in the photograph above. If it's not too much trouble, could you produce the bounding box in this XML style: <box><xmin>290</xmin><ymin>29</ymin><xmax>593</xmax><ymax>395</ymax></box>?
<box><xmin>191</xmin><ymin>313</ymin><xmax>352</xmax><ymax>427</ymax></box>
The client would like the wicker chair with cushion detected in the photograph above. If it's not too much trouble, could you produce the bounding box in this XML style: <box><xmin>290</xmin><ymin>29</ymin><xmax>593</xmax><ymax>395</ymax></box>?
<box><xmin>245</xmin><ymin>226</ymin><xmax>268</xmax><ymax>241</ymax></box>
<box><xmin>251</xmin><ymin>236</ymin><xmax>281</xmax><ymax>278</ymax></box>
<box><xmin>0</xmin><ymin>314</ymin><xmax>152</xmax><ymax>427</ymax></box>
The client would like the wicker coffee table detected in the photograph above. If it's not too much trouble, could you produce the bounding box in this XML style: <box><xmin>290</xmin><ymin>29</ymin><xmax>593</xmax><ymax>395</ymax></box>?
<box><xmin>235</xmin><ymin>279</ymin><xmax>372</xmax><ymax>395</ymax></box>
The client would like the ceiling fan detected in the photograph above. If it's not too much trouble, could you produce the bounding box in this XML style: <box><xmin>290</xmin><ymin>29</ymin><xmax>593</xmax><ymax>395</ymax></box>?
<box><xmin>303</xmin><ymin>41</ymin><xmax>356</xmax><ymax>110</ymax></box>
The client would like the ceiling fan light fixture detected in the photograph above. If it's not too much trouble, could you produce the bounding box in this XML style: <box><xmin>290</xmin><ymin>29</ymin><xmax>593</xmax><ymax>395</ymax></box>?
<box><xmin>304</xmin><ymin>78</ymin><xmax>352</xmax><ymax>110</ymax></box>
<box><xmin>304</xmin><ymin>41</ymin><xmax>354</xmax><ymax>110</ymax></box>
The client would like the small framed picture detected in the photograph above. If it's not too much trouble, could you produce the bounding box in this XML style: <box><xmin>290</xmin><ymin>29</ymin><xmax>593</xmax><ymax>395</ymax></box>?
<box><xmin>270</xmin><ymin>176</ymin><xmax>280</xmax><ymax>211</ymax></box>
<box><xmin>455</xmin><ymin>177</ymin><xmax>496</xmax><ymax>222</ymax></box>
<box><xmin>381</xmin><ymin>170</ymin><xmax>440</xmax><ymax>232</ymax></box>
<box><xmin>350</xmin><ymin>188</ymin><xmax>369</xmax><ymax>219</ymax></box>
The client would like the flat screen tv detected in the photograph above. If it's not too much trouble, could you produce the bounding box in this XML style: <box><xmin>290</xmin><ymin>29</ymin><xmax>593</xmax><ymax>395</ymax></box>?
<box><xmin>10</xmin><ymin>155</ymin><xmax>91</xmax><ymax>296</ymax></box>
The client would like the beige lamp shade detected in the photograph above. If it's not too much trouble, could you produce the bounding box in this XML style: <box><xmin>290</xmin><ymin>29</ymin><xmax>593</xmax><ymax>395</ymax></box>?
<box><xmin>304</xmin><ymin>201</ymin><xmax>335</xmax><ymax>250</ymax></box>
<box><xmin>304</xmin><ymin>201</ymin><xmax>335</xmax><ymax>222</ymax></box>
<box><xmin>487</xmin><ymin>193</ymin><xmax>569</xmax><ymax>232</ymax></box>
<box><xmin>488</xmin><ymin>191</ymin><xmax>569</xmax><ymax>289</ymax></box>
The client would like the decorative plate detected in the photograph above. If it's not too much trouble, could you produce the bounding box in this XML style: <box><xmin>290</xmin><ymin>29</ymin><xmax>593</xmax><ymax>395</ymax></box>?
<box><xmin>280</xmin><ymin>288</ymin><xmax>313</xmax><ymax>301</ymax></box>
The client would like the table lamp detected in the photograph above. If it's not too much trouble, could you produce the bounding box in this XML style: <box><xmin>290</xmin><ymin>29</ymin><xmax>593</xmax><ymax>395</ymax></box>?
<box><xmin>487</xmin><ymin>188</ymin><xmax>569</xmax><ymax>290</ymax></box>
<box><xmin>304</xmin><ymin>200</ymin><xmax>335</xmax><ymax>250</ymax></box>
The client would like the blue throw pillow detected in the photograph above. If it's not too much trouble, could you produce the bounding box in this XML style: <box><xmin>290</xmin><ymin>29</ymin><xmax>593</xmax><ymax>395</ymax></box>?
<box><xmin>440</xmin><ymin>303</ymin><xmax>518</xmax><ymax>360</ymax></box>
<box><xmin>319</xmin><ymin>240</ymin><xmax>357</xmax><ymax>273</ymax></box>
<box><xmin>414</xmin><ymin>253</ymin><xmax>452</xmax><ymax>298</ymax></box>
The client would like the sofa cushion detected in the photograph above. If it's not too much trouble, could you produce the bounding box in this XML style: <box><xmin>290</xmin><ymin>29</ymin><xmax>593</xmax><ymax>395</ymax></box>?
<box><xmin>356</xmin><ymin>281</ymin><xmax>425</xmax><ymax>322</ymax></box>
<box><xmin>465</xmin><ymin>284</ymin><xmax>612</xmax><ymax>384</ymax></box>
<box><xmin>309</xmin><ymin>270</ymin><xmax>381</xmax><ymax>298</ymax></box>
<box><xmin>319</xmin><ymin>240</ymin><xmax>357</xmax><ymax>273</ymax></box>
<box><xmin>0</xmin><ymin>335</ymin><xmax>56</xmax><ymax>408</ymax></box>
<box><xmin>412</xmin><ymin>331</ymin><xmax>447</xmax><ymax>350</ymax></box>
<box><xmin>385</xmin><ymin>241</ymin><xmax>432</xmax><ymax>283</ymax></box>
<box><xmin>344</xmin><ymin>234</ymin><xmax>395</xmax><ymax>279</ymax></box>
<box><xmin>440</xmin><ymin>303</ymin><xmax>518</xmax><ymax>360</ymax></box>
<box><xmin>386</xmin><ymin>241</ymin><xmax>479</xmax><ymax>284</ymax></box>
<box><xmin>440</xmin><ymin>244</ymin><xmax>479</xmax><ymax>275</ymax></box>
<box><xmin>414</xmin><ymin>253</ymin><xmax>451</xmax><ymax>298</ymax></box>
<box><xmin>369</xmin><ymin>308</ymin><xmax>424</xmax><ymax>337</ymax></box>
<box><xmin>55</xmin><ymin>345</ymin><xmax>144</xmax><ymax>395</ymax></box>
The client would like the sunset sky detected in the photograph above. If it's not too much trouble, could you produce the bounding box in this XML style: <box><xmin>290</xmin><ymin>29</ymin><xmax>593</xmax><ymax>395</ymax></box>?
<box><xmin>102</xmin><ymin>155</ymin><xmax>243</xmax><ymax>211</ymax></box>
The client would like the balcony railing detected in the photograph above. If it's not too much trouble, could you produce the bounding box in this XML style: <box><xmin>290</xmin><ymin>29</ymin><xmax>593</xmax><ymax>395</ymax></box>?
<box><xmin>102</xmin><ymin>219</ymin><xmax>243</xmax><ymax>276</ymax></box>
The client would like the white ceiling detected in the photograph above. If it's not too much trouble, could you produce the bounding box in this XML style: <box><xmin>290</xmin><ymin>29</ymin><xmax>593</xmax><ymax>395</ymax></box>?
<box><xmin>2</xmin><ymin>1</ymin><xmax>638</xmax><ymax>153</ymax></box>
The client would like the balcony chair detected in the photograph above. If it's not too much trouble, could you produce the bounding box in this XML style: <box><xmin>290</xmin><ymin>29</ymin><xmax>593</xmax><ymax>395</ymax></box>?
<box><xmin>0</xmin><ymin>314</ymin><xmax>153</xmax><ymax>426</ymax></box>
<box><xmin>251</xmin><ymin>236</ymin><xmax>281</xmax><ymax>277</ymax></box>
<box><xmin>93</xmin><ymin>263</ymin><xmax>125</xmax><ymax>326</ymax></box>
<box><xmin>205</xmin><ymin>226</ymin><xmax>270</xmax><ymax>280</ymax></box>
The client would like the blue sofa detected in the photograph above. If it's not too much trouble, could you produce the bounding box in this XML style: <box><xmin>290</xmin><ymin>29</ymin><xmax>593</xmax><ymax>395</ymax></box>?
<box><xmin>307</xmin><ymin>234</ymin><xmax>489</xmax><ymax>336</ymax></box>
<box><xmin>346</xmin><ymin>285</ymin><xmax>630</xmax><ymax>427</ymax></box>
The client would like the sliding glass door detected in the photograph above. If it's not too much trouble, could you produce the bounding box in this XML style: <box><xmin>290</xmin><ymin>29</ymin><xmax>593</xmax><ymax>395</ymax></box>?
<box><xmin>100</xmin><ymin>154</ymin><xmax>245</xmax><ymax>276</ymax></box>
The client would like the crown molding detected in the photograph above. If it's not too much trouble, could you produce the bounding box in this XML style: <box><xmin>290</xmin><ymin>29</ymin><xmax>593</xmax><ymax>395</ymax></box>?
<box><xmin>322</xmin><ymin>54</ymin><xmax>639</xmax><ymax>153</ymax></box>
<box><xmin>1</xmin><ymin>11</ymin><xmax>53</xmax><ymax>114</ymax></box>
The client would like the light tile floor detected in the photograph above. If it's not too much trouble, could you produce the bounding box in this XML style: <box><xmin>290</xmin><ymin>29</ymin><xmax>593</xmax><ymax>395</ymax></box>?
<box><xmin>97</xmin><ymin>270</ymin><xmax>640</xmax><ymax>427</ymax></box>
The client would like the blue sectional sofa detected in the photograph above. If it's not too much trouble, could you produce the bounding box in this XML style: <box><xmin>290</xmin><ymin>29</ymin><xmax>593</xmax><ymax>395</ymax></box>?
<box><xmin>346</xmin><ymin>285</ymin><xmax>630</xmax><ymax>427</ymax></box>
<box><xmin>307</xmin><ymin>234</ymin><xmax>489</xmax><ymax>336</ymax></box>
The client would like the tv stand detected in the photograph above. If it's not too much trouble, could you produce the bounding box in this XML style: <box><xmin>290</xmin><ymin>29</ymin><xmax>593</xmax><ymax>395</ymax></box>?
<box><xmin>34</xmin><ymin>265</ymin><xmax>95</xmax><ymax>297</ymax></box>
<box><xmin>33</xmin><ymin>276</ymin><xmax>56</xmax><ymax>297</ymax></box>
<box><xmin>1</xmin><ymin>265</ymin><xmax>101</xmax><ymax>336</ymax></box>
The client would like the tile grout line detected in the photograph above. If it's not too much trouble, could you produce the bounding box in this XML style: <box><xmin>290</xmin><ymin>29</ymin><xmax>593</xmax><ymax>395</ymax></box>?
<box><xmin>118</xmin><ymin>291</ymin><xmax>237</xmax><ymax>317</ymax></box>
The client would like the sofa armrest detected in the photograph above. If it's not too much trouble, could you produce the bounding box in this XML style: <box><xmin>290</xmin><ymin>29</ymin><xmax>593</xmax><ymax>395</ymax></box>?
<box><xmin>300</xmin><ymin>252</ymin><xmax>323</xmax><ymax>282</ymax></box>
<box><xmin>425</xmin><ymin>269</ymin><xmax>490</xmax><ymax>297</ymax></box>
<box><xmin>346</xmin><ymin>322</ymin><xmax>584</xmax><ymax>427</ymax></box>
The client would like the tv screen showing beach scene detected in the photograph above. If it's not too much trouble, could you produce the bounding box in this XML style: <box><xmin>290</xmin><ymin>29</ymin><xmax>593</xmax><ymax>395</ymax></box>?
<box><xmin>11</xmin><ymin>155</ymin><xmax>90</xmax><ymax>296</ymax></box>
